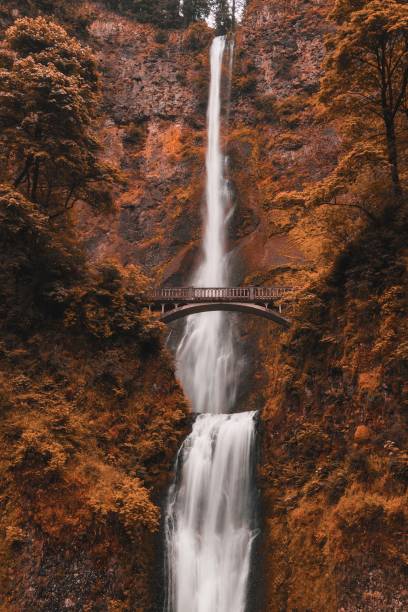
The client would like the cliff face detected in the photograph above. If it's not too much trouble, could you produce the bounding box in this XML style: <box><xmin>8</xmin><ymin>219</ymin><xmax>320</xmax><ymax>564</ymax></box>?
<box><xmin>73</xmin><ymin>5</ymin><xmax>212</xmax><ymax>286</ymax></box>
<box><xmin>0</xmin><ymin>326</ymin><xmax>188</xmax><ymax>611</ymax></box>
<box><xmin>75</xmin><ymin>1</ymin><xmax>327</xmax><ymax>287</ymax></box>
<box><xmin>227</xmin><ymin>0</ymin><xmax>334</xmax><ymax>284</ymax></box>
<box><xmin>0</xmin><ymin>4</ymin><xmax>195</xmax><ymax>610</ymax></box>
<box><xmin>257</xmin><ymin>223</ymin><xmax>407</xmax><ymax>612</ymax></box>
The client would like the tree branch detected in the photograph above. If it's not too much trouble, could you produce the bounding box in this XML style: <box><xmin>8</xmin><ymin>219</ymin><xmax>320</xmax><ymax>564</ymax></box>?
<box><xmin>318</xmin><ymin>200</ymin><xmax>378</xmax><ymax>224</ymax></box>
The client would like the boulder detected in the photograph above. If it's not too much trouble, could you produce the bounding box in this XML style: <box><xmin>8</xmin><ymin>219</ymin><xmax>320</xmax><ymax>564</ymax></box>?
<box><xmin>354</xmin><ymin>425</ymin><xmax>372</xmax><ymax>444</ymax></box>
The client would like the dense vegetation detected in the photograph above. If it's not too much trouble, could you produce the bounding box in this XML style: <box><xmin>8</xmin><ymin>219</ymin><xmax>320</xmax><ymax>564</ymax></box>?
<box><xmin>0</xmin><ymin>10</ymin><xmax>188</xmax><ymax>611</ymax></box>
<box><xmin>1</xmin><ymin>0</ymin><xmax>247</xmax><ymax>31</ymax></box>
<box><xmin>238</xmin><ymin>1</ymin><xmax>408</xmax><ymax>608</ymax></box>
<box><xmin>0</xmin><ymin>17</ymin><xmax>116</xmax><ymax>216</ymax></box>
<box><xmin>102</xmin><ymin>0</ymin><xmax>246</xmax><ymax>30</ymax></box>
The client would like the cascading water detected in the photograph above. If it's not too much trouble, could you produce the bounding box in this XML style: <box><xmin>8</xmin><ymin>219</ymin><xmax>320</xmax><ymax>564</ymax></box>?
<box><xmin>165</xmin><ymin>412</ymin><xmax>257</xmax><ymax>612</ymax></box>
<box><xmin>176</xmin><ymin>36</ymin><xmax>238</xmax><ymax>415</ymax></box>
<box><xmin>164</xmin><ymin>36</ymin><xmax>257</xmax><ymax>612</ymax></box>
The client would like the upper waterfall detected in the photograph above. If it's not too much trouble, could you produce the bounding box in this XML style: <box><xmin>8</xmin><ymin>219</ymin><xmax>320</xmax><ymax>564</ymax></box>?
<box><xmin>203</xmin><ymin>36</ymin><xmax>228</xmax><ymax>287</ymax></box>
<box><xmin>176</xmin><ymin>36</ymin><xmax>239</xmax><ymax>414</ymax></box>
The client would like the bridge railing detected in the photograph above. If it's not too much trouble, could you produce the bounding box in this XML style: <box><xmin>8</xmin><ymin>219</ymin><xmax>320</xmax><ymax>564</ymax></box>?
<box><xmin>147</xmin><ymin>287</ymin><xmax>294</xmax><ymax>303</ymax></box>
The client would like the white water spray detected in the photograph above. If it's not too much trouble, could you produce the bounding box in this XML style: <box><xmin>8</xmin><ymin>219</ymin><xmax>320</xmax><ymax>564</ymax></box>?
<box><xmin>165</xmin><ymin>37</ymin><xmax>257</xmax><ymax>612</ymax></box>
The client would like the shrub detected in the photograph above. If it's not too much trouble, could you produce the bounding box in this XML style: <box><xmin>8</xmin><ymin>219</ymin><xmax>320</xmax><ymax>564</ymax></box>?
<box><xmin>154</xmin><ymin>30</ymin><xmax>168</xmax><ymax>44</ymax></box>
<box><xmin>287</xmin><ymin>424</ymin><xmax>331</xmax><ymax>460</ymax></box>
<box><xmin>124</xmin><ymin>122</ymin><xmax>148</xmax><ymax>147</ymax></box>
<box><xmin>88</xmin><ymin>474</ymin><xmax>159</xmax><ymax>544</ymax></box>
<box><xmin>389</xmin><ymin>454</ymin><xmax>408</xmax><ymax>485</ymax></box>
<box><xmin>234</xmin><ymin>73</ymin><xmax>257</xmax><ymax>95</ymax></box>
<box><xmin>348</xmin><ymin>449</ymin><xmax>375</xmax><ymax>481</ymax></box>
<box><xmin>327</xmin><ymin>471</ymin><xmax>348</xmax><ymax>504</ymax></box>
<box><xmin>183</xmin><ymin>22</ymin><xmax>212</xmax><ymax>51</ymax></box>
<box><xmin>335</xmin><ymin>494</ymin><xmax>385</xmax><ymax>534</ymax></box>
<box><xmin>274</xmin><ymin>95</ymin><xmax>307</xmax><ymax>127</ymax></box>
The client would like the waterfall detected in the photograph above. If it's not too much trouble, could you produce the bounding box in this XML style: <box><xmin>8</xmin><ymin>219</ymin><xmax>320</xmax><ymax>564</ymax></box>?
<box><xmin>176</xmin><ymin>36</ymin><xmax>238</xmax><ymax>415</ymax></box>
<box><xmin>164</xmin><ymin>36</ymin><xmax>257</xmax><ymax>612</ymax></box>
<box><xmin>165</xmin><ymin>413</ymin><xmax>257</xmax><ymax>612</ymax></box>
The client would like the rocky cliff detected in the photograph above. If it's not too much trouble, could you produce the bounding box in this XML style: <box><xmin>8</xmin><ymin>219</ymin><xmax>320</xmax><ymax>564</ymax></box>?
<box><xmin>0</xmin><ymin>320</ymin><xmax>189</xmax><ymax>611</ymax></box>
<box><xmin>72</xmin><ymin>5</ymin><xmax>212</xmax><ymax>286</ymax></box>
<box><xmin>0</xmin><ymin>3</ymin><xmax>196</xmax><ymax>610</ymax></box>
<box><xmin>82</xmin><ymin>0</ymin><xmax>407</xmax><ymax>607</ymax></box>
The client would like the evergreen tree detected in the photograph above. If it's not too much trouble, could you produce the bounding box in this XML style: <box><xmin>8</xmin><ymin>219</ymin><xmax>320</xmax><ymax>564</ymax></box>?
<box><xmin>212</xmin><ymin>0</ymin><xmax>246</xmax><ymax>34</ymax></box>
<box><xmin>214</xmin><ymin>0</ymin><xmax>232</xmax><ymax>33</ymax></box>
<box><xmin>182</xmin><ymin>0</ymin><xmax>212</xmax><ymax>26</ymax></box>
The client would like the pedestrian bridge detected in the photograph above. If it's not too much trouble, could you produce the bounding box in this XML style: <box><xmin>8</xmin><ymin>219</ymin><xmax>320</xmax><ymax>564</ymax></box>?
<box><xmin>146</xmin><ymin>287</ymin><xmax>292</xmax><ymax>327</ymax></box>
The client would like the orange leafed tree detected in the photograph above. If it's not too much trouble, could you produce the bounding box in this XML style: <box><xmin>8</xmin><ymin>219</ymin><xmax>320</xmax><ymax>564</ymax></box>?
<box><xmin>0</xmin><ymin>17</ymin><xmax>116</xmax><ymax>217</ymax></box>
<box><xmin>321</xmin><ymin>0</ymin><xmax>408</xmax><ymax>199</ymax></box>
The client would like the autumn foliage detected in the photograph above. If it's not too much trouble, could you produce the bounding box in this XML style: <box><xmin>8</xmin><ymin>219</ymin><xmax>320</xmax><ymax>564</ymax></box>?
<box><xmin>0</xmin><ymin>12</ymin><xmax>189</xmax><ymax>611</ymax></box>
<box><xmin>0</xmin><ymin>17</ymin><xmax>116</xmax><ymax>216</ymax></box>
<box><xmin>271</xmin><ymin>0</ymin><xmax>408</xmax><ymax>256</ymax></box>
<box><xmin>0</xmin><ymin>0</ymin><xmax>407</xmax><ymax>610</ymax></box>
<box><xmin>321</xmin><ymin>0</ymin><xmax>408</xmax><ymax>198</ymax></box>
<box><xmin>240</xmin><ymin>2</ymin><xmax>408</xmax><ymax>609</ymax></box>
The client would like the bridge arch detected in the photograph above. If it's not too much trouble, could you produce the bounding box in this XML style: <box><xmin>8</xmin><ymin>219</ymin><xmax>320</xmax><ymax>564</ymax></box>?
<box><xmin>160</xmin><ymin>302</ymin><xmax>291</xmax><ymax>327</ymax></box>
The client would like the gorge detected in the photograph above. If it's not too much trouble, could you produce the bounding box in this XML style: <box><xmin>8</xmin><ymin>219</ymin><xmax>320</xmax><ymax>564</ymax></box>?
<box><xmin>0</xmin><ymin>1</ymin><xmax>407</xmax><ymax>611</ymax></box>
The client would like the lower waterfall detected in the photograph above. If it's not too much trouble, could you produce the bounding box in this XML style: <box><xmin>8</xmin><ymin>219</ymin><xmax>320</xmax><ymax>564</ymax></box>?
<box><xmin>164</xmin><ymin>35</ymin><xmax>258</xmax><ymax>612</ymax></box>
<box><xmin>164</xmin><ymin>413</ymin><xmax>257</xmax><ymax>612</ymax></box>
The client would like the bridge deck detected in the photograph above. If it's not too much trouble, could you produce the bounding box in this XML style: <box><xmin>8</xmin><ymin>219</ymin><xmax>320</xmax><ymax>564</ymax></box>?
<box><xmin>147</xmin><ymin>286</ymin><xmax>292</xmax><ymax>303</ymax></box>
<box><xmin>146</xmin><ymin>286</ymin><xmax>293</xmax><ymax>327</ymax></box>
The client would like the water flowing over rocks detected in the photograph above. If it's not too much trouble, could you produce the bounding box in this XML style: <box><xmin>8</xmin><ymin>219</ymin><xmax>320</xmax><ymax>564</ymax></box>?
<box><xmin>165</xmin><ymin>412</ymin><xmax>258</xmax><ymax>612</ymax></box>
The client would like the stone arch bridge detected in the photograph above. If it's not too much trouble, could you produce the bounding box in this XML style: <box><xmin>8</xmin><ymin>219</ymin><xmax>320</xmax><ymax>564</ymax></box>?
<box><xmin>146</xmin><ymin>287</ymin><xmax>293</xmax><ymax>327</ymax></box>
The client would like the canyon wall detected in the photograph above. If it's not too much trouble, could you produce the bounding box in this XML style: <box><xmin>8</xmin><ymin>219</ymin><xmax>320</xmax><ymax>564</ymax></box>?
<box><xmin>74</xmin><ymin>4</ymin><xmax>211</xmax><ymax>286</ymax></box>
<box><xmin>0</xmin><ymin>3</ymin><xmax>197</xmax><ymax>610</ymax></box>
<box><xmin>81</xmin><ymin>0</ymin><xmax>408</xmax><ymax>607</ymax></box>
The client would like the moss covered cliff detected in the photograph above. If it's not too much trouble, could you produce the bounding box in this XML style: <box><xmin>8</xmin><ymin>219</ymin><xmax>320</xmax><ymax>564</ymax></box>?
<box><xmin>0</xmin><ymin>4</ymin><xmax>192</xmax><ymax>609</ymax></box>
<box><xmin>0</xmin><ymin>185</ymin><xmax>189</xmax><ymax>610</ymax></box>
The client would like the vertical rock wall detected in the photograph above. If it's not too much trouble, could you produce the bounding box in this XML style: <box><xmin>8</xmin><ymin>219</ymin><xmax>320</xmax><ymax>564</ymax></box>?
<box><xmin>74</xmin><ymin>8</ymin><xmax>212</xmax><ymax>286</ymax></box>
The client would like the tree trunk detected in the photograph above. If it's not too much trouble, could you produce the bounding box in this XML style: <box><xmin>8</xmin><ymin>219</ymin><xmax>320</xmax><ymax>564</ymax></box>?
<box><xmin>31</xmin><ymin>158</ymin><xmax>40</xmax><ymax>203</ymax></box>
<box><xmin>183</xmin><ymin>0</ymin><xmax>192</xmax><ymax>26</ymax></box>
<box><xmin>14</xmin><ymin>155</ymin><xmax>33</xmax><ymax>189</ymax></box>
<box><xmin>384</xmin><ymin>115</ymin><xmax>402</xmax><ymax>199</ymax></box>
